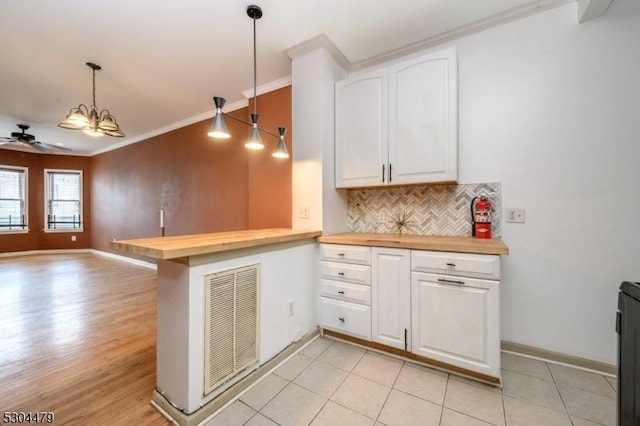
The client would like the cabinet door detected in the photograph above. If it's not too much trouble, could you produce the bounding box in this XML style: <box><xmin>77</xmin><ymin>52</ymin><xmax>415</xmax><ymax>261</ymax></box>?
<box><xmin>372</xmin><ymin>248</ymin><xmax>411</xmax><ymax>350</ymax></box>
<box><xmin>411</xmin><ymin>272</ymin><xmax>500</xmax><ymax>378</ymax></box>
<box><xmin>388</xmin><ymin>48</ymin><xmax>457</xmax><ymax>184</ymax></box>
<box><xmin>335</xmin><ymin>69</ymin><xmax>388</xmax><ymax>188</ymax></box>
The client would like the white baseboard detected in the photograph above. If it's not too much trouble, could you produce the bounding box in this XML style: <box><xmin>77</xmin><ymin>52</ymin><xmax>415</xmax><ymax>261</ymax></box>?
<box><xmin>0</xmin><ymin>248</ymin><xmax>91</xmax><ymax>258</ymax></box>
<box><xmin>90</xmin><ymin>249</ymin><xmax>157</xmax><ymax>270</ymax></box>
<box><xmin>0</xmin><ymin>248</ymin><xmax>157</xmax><ymax>270</ymax></box>
<box><xmin>501</xmin><ymin>340</ymin><xmax>616</xmax><ymax>376</ymax></box>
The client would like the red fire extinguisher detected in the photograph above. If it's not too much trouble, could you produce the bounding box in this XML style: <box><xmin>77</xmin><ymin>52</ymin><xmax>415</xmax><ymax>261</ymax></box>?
<box><xmin>471</xmin><ymin>194</ymin><xmax>492</xmax><ymax>239</ymax></box>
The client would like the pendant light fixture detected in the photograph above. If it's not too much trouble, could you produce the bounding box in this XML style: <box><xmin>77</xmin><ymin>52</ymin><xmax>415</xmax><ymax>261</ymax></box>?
<box><xmin>207</xmin><ymin>5</ymin><xmax>289</xmax><ymax>159</ymax></box>
<box><xmin>58</xmin><ymin>62</ymin><xmax>124</xmax><ymax>138</ymax></box>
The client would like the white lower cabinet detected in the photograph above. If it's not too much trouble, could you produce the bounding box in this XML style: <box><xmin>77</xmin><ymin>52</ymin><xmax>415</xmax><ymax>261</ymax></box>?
<box><xmin>319</xmin><ymin>244</ymin><xmax>372</xmax><ymax>340</ymax></box>
<box><xmin>319</xmin><ymin>243</ymin><xmax>501</xmax><ymax>381</ymax></box>
<box><xmin>371</xmin><ymin>247</ymin><xmax>411</xmax><ymax>351</ymax></box>
<box><xmin>320</xmin><ymin>297</ymin><xmax>371</xmax><ymax>341</ymax></box>
<box><xmin>411</xmin><ymin>272</ymin><xmax>500</xmax><ymax>378</ymax></box>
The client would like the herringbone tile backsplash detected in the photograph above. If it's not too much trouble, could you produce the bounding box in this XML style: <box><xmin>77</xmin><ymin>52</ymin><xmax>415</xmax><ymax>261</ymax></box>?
<box><xmin>347</xmin><ymin>183</ymin><xmax>501</xmax><ymax>237</ymax></box>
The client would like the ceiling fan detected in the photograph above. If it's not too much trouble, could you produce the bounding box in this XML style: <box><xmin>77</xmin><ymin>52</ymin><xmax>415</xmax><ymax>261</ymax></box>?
<box><xmin>0</xmin><ymin>124</ymin><xmax>72</xmax><ymax>154</ymax></box>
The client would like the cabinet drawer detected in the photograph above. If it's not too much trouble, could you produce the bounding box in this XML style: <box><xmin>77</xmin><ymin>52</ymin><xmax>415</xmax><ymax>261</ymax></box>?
<box><xmin>411</xmin><ymin>250</ymin><xmax>500</xmax><ymax>280</ymax></box>
<box><xmin>320</xmin><ymin>297</ymin><xmax>371</xmax><ymax>340</ymax></box>
<box><xmin>320</xmin><ymin>261</ymin><xmax>371</xmax><ymax>285</ymax></box>
<box><xmin>320</xmin><ymin>279</ymin><xmax>371</xmax><ymax>305</ymax></box>
<box><xmin>320</xmin><ymin>244</ymin><xmax>371</xmax><ymax>265</ymax></box>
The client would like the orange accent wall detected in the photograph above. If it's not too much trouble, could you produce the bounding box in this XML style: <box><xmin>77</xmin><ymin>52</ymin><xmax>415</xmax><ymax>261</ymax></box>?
<box><xmin>0</xmin><ymin>149</ymin><xmax>92</xmax><ymax>253</ymax></box>
<box><xmin>248</xmin><ymin>86</ymin><xmax>293</xmax><ymax>229</ymax></box>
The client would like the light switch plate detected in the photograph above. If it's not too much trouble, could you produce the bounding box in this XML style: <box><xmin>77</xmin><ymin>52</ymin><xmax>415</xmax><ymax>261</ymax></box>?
<box><xmin>506</xmin><ymin>208</ymin><xmax>526</xmax><ymax>223</ymax></box>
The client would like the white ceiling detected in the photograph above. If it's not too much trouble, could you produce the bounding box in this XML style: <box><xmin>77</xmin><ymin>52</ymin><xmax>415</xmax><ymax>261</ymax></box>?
<box><xmin>0</xmin><ymin>0</ymin><xmax>572</xmax><ymax>156</ymax></box>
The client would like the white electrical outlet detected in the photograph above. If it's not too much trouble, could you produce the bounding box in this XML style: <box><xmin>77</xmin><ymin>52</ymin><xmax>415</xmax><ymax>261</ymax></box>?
<box><xmin>298</xmin><ymin>206</ymin><xmax>310</xmax><ymax>219</ymax></box>
<box><xmin>288</xmin><ymin>300</ymin><xmax>294</xmax><ymax>317</ymax></box>
<box><xmin>378</xmin><ymin>212</ymin><xmax>386</xmax><ymax>222</ymax></box>
<box><xmin>71</xmin><ymin>235</ymin><xmax>76</xmax><ymax>241</ymax></box>
<box><xmin>506</xmin><ymin>208</ymin><xmax>526</xmax><ymax>223</ymax></box>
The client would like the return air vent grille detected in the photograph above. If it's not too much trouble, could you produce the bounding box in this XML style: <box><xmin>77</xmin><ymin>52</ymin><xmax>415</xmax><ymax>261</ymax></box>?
<box><xmin>204</xmin><ymin>264</ymin><xmax>260</xmax><ymax>395</ymax></box>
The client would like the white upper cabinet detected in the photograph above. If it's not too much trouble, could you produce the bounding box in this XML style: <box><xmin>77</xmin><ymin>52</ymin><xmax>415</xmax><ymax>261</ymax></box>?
<box><xmin>335</xmin><ymin>69</ymin><xmax>388</xmax><ymax>188</ymax></box>
<box><xmin>335</xmin><ymin>47</ymin><xmax>458</xmax><ymax>188</ymax></box>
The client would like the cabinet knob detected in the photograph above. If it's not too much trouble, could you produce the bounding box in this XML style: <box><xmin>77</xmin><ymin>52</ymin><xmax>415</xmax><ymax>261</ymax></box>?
<box><xmin>338</xmin><ymin>272</ymin><xmax>345</xmax><ymax>276</ymax></box>
<box><xmin>338</xmin><ymin>317</ymin><xmax>345</xmax><ymax>323</ymax></box>
<box><xmin>338</xmin><ymin>290</ymin><xmax>345</xmax><ymax>294</ymax></box>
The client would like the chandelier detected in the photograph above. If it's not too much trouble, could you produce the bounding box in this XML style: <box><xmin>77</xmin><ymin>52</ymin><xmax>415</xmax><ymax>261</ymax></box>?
<box><xmin>58</xmin><ymin>62</ymin><xmax>124</xmax><ymax>138</ymax></box>
<box><xmin>207</xmin><ymin>5</ymin><xmax>289</xmax><ymax>159</ymax></box>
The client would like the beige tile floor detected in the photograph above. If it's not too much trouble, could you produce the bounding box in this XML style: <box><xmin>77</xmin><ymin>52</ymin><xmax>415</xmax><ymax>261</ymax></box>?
<box><xmin>205</xmin><ymin>337</ymin><xmax>617</xmax><ymax>426</ymax></box>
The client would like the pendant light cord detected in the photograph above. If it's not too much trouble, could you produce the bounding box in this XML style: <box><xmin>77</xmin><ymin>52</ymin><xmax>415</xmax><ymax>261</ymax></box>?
<box><xmin>252</xmin><ymin>15</ymin><xmax>257</xmax><ymax>115</ymax></box>
<box><xmin>91</xmin><ymin>67</ymin><xmax>97</xmax><ymax>111</ymax></box>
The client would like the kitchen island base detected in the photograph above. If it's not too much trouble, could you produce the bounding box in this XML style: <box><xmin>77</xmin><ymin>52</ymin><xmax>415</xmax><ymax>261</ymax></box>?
<box><xmin>111</xmin><ymin>229</ymin><xmax>322</xmax><ymax>421</ymax></box>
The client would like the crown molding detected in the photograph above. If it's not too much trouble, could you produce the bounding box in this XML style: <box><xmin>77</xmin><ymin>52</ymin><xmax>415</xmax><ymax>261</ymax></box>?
<box><xmin>351</xmin><ymin>0</ymin><xmax>574</xmax><ymax>71</ymax></box>
<box><xmin>241</xmin><ymin>76</ymin><xmax>292</xmax><ymax>99</ymax></box>
<box><xmin>89</xmin><ymin>99</ymin><xmax>248</xmax><ymax>156</ymax></box>
<box><xmin>285</xmin><ymin>34</ymin><xmax>351</xmax><ymax>70</ymax></box>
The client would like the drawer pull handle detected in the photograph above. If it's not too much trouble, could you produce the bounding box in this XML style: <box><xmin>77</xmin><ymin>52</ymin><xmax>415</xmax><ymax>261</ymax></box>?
<box><xmin>337</xmin><ymin>253</ymin><xmax>345</xmax><ymax>257</ymax></box>
<box><xmin>438</xmin><ymin>278</ymin><xmax>466</xmax><ymax>286</ymax></box>
<box><xmin>338</xmin><ymin>290</ymin><xmax>345</xmax><ymax>294</ymax></box>
<box><xmin>338</xmin><ymin>272</ymin><xmax>345</xmax><ymax>276</ymax></box>
<box><xmin>339</xmin><ymin>317</ymin><xmax>345</xmax><ymax>323</ymax></box>
<box><xmin>446</xmin><ymin>262</ymin><xmax>456</xmax><ymax>267</ymax></box>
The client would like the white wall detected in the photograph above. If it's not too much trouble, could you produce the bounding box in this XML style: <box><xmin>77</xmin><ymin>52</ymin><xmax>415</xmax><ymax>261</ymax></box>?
<box><xmin>291</xmin><ymin>45</ymin><xmax>349</xmax><ymax>233</ymax></box>
<box><xmin>452</xmin><ymin>0</ymin><xmax>640</xmax><ymax>364</ymax></box>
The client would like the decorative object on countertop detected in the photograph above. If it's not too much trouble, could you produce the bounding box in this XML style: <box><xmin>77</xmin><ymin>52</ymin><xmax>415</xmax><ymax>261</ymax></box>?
<box><xmin>207</xmin><ymin>5</ymin><xmax>289</xmax><ymax>159</ymax></box>
<box><xmin>392</xmin><ymin>210</ymin><xmax>414</xmax><ymax>236</ymax></box>
<box><xmin>58</xmin><ymin>62</ymin><xmax>124</xmax><ymax>138</ymax></box>
<box><xmin>348</xmin><ymin>182</ymin><xmax>501</xmax><ymax>237</ymax></box>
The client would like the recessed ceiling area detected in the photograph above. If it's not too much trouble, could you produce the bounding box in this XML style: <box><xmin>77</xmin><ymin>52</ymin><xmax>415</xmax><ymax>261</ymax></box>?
<box><xmin>0</xmin><ymin>0</ymin><xmax>573</xmax><ymax>155</ymax></box>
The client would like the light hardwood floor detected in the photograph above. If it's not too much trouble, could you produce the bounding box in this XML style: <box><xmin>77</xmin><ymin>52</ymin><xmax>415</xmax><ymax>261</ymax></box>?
<box><xmin>0</xmin><ymin>253</ymin><xmax>171</xmax><ymax>425</ymax></box>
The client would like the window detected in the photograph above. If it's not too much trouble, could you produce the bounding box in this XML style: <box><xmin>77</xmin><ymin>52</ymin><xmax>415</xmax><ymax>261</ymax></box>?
<box><xmin>0</xmin><ymin>166</ymin><xmax>28</xmax><ymax>232</ymax></box>
<box><xmin>45</xmin><ymin>169</ymin><xmax>83</xmax><ymax>231</ymax></box>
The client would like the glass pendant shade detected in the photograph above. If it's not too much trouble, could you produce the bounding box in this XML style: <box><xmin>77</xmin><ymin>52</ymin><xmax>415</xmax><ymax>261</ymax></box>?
<box><xmin>272</xmin><ymin>127</ymin><xmax>289</xmax><ymax>158</ymax></box>
<box><xmin>98</xmin><ymin>115</ymin><xmax>120</xmax><ymax>132</ymax></box>
<box><xmin>244</xmin><ymin>114</ymin><xmax>264</xmax><ymax>150</ymax></box>
<box><xmin>59</xmin><ymin>107</ymin><xmax>89</xmax><ymax>129</ymax></box>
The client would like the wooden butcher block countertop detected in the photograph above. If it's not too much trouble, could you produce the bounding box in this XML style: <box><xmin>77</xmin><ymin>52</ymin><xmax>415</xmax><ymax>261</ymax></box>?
<box><xmin>318</xmin><ymin>233</ymin><xmax>509</xmax><ymax>255</ymax></box>
<box><xmin>111</xmin><ymin>228</ymin><xmax>322</xmax><ymax>260</ymax></box>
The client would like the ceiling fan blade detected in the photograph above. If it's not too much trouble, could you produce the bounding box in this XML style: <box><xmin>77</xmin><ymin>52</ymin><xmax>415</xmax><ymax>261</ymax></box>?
<box><xmin>38</xmin><ymin>141</ymin><xmax>73</xmax><ymax>152</ymax></box>
<box><xmin>0</xmin><ymin>136</ymin><xmax>18</xmax><ymax>142</ymax></box>
<box><xmin>27</xmin><ymin>141</ymin><xmax>51</xmax><ymax>154</ymax></box>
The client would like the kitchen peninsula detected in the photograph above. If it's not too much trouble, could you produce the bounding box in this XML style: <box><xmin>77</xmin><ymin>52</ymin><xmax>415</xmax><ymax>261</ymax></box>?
<box><xmin>111</xmin><ymin>228</ymin><xmax>321</xmax><ymax>421</ymax></box>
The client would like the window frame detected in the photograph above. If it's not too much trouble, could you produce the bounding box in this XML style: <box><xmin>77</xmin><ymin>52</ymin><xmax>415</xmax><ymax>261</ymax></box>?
<box><xmin>44</xmin><ymin>169</ymin><xmax>84</xmax><ymax>233</ymax></box>
<box><xmin>0</xmin><ymin>165</ymin><xmax>29</xmax><ymax>234</ymax></box>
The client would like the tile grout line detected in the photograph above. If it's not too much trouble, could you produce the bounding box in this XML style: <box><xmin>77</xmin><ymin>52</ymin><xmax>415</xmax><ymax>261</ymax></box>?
<box><xmin>544</xmin><ymin>360</ymin><xmax>575</xmax><ymax>425</ymax></box>
<box><xmin>372</xmin><ymin>352</ymin><xmax>404</xmax><ymax>425</ymax></box>
<box><xmin>255</xmin><ymin>338</ymin><xmax>336</xmax><ymax>425</ymax></box>
<box><xmin>302</xmin><ymin>343</ymin><xmax>354</xmax><ymax>425</ymax></box>
<box><xmin>438</xmin><ymin>372</ymin><xmax>450</xmax><ymax>426</ymax></box>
